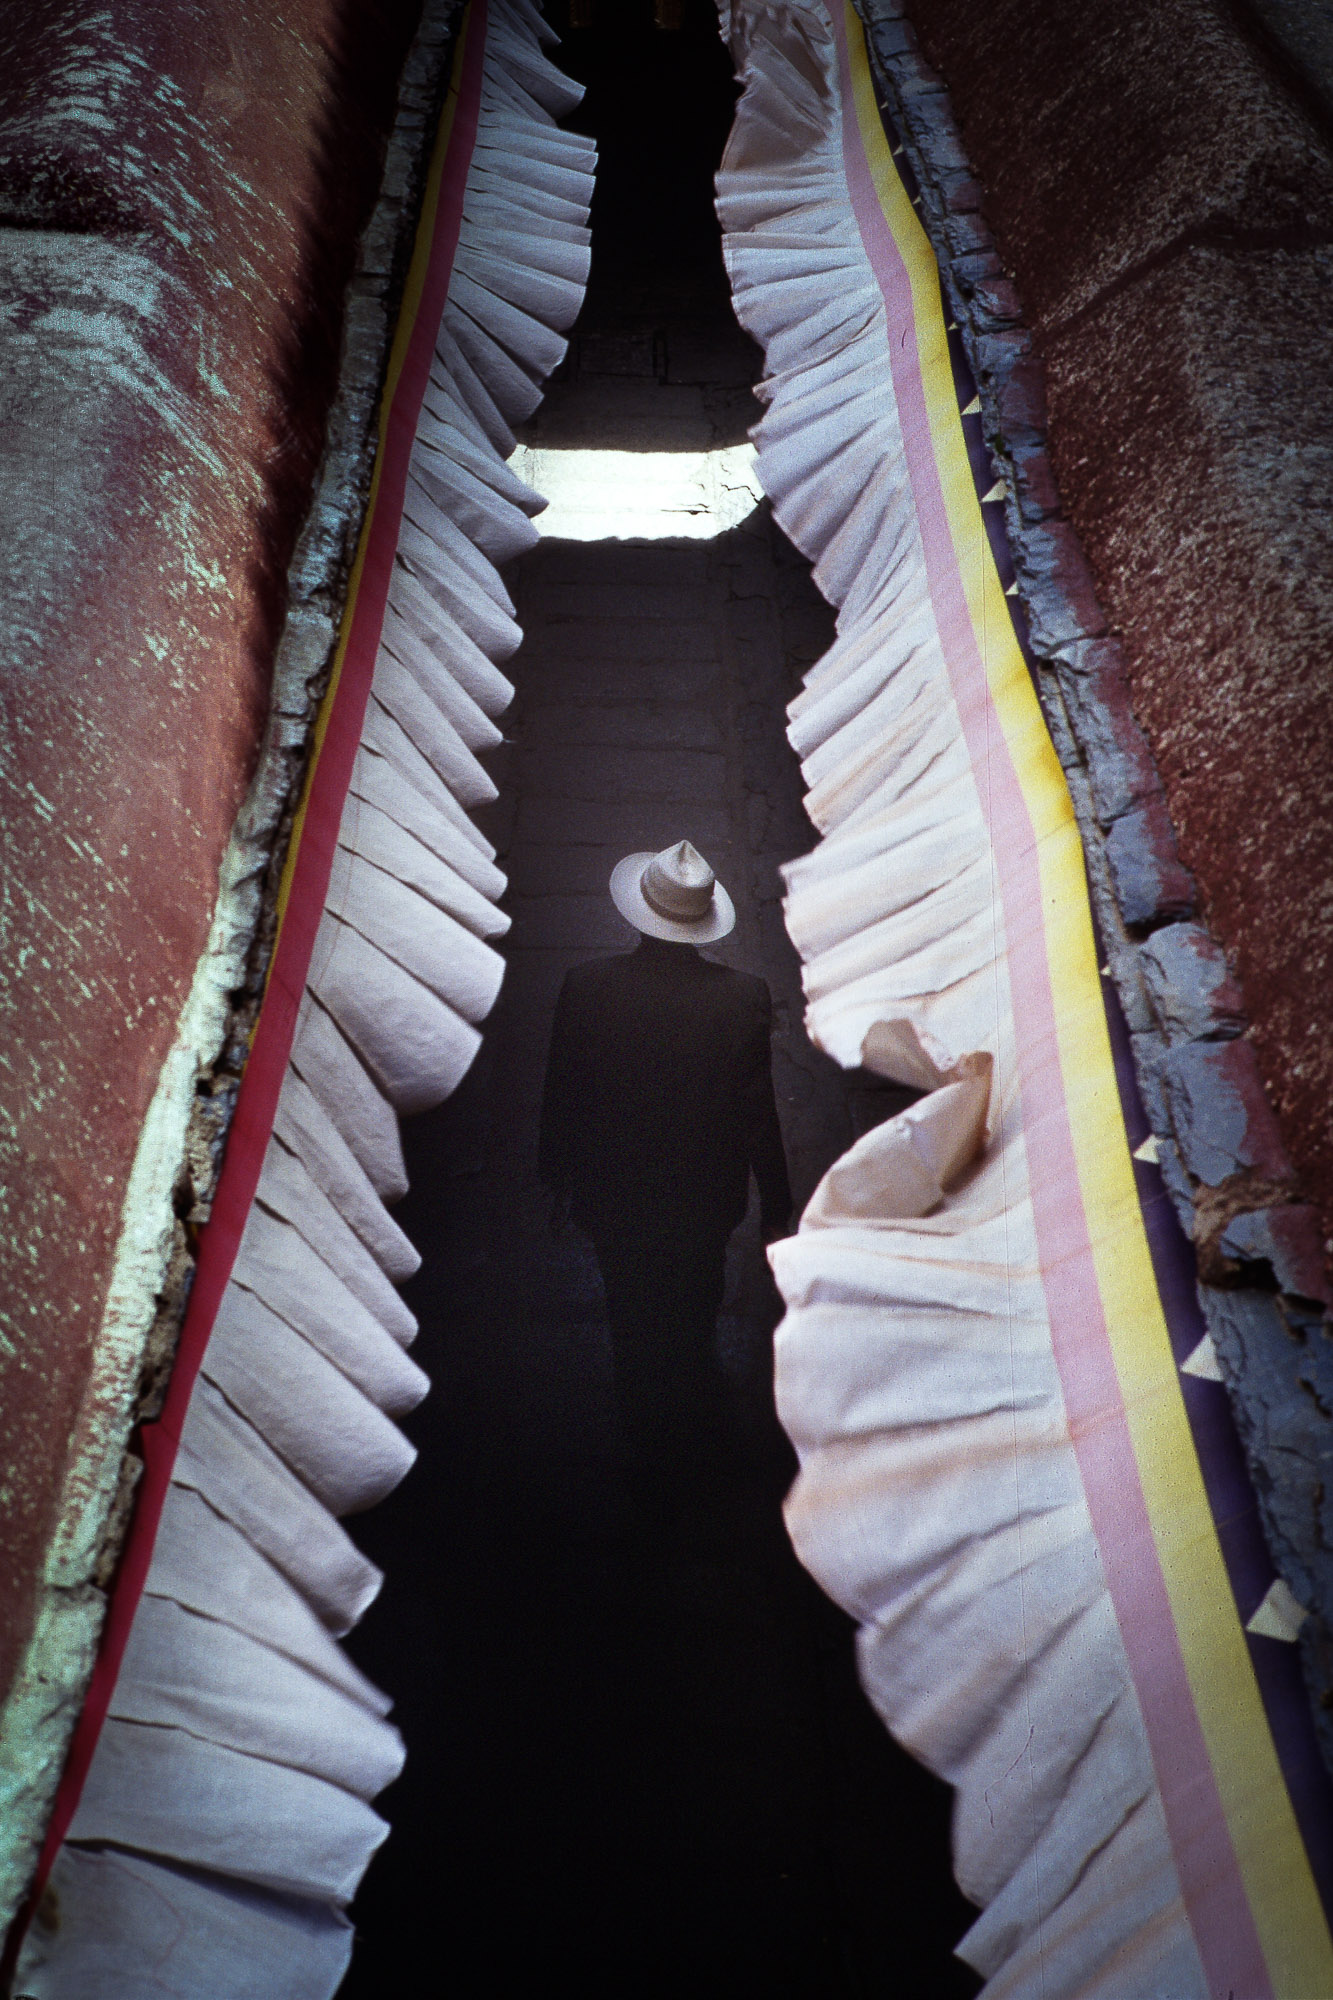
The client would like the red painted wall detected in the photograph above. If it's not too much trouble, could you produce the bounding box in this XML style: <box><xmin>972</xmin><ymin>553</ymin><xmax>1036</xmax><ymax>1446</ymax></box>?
<box><xmin>0</xmin><ymin>0</ymin><xmax>422</xmax><ymax>1711</ymax></box>
<box><xmin>905</xmin><ymin>0</ymin><xmax>1333</xmax><ymax>1253</ymax></box>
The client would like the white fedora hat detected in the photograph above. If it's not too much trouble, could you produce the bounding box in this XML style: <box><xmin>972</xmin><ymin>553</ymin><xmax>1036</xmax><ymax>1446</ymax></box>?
<box><xmin>610</xmin><ymin>839</ymin><xmax>736</xmax><ymax>944</ymax></box>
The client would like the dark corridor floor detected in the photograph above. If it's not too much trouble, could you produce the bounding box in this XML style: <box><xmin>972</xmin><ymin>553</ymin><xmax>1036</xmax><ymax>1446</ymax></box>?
<box><xmin>341</xmin><ymin>503</ymin><xmax>978</xmax><ymax>2000</ymax></box>
<box><xmin>339</xmin><ymin>7</ymin><xmax>979</xmax><ymax>1993</ymax></box>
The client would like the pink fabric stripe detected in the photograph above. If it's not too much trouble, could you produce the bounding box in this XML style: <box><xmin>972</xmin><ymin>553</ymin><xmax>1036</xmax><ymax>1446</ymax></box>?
<box><xmin>9</xmin><ymin>0</ymin><xmax>489</xmax><ymax>1951</ymax></box>
<box><xmin>825</xmin><ymin>9</ymin><xmax>1267</xmax><ymax>1995</ymax></box>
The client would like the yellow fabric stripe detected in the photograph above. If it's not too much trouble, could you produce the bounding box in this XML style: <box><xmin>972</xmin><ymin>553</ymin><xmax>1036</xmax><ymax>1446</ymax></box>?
<box><xmin>272</xmin><ymin>5</ymin><xmax>475</xmax><ymax>937</ymax></box>
<box><xmin>842</xmin><ymin>7</ymin><xmax>1332</xmax><ymax>1988</ymax></box>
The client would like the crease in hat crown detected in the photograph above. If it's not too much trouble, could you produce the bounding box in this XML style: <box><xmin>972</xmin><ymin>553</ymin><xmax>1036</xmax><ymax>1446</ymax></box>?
<box><xmin>642</xmin><ymin>840</ymin><xmax>715</xmax><ymax>920</ymax></box>
<box><xmin>609</xmin><ymin>838</ymin><xmax>736</xmax><ymax>943</ymax></box>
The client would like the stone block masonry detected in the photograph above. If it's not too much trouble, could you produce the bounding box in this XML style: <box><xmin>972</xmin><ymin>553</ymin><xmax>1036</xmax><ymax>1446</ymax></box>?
<box><xmin>337</xmin><ymin>309</ymin><xmax>976</xmax><ymax>1994</ymax></box>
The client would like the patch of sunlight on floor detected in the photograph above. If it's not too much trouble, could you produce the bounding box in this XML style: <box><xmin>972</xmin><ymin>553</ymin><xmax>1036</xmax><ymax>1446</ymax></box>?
<box><xmin>508</xmin><ymin>442</ymin><xmax>766</xmax><ymax>540</ymax></box>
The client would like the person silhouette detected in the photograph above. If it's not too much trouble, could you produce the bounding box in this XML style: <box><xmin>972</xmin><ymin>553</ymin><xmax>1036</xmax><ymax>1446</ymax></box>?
<box><xmin>539</xmin><ymin>840</ymin><xmax>792</xmax><ymax>1489</ymax></box>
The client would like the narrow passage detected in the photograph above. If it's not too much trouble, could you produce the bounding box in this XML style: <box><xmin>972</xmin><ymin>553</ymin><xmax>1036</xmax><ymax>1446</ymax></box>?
<box><xmin>343</xmin><ymin>7</ymin><xmax>977</xmax><ymax>1992</ymax></box>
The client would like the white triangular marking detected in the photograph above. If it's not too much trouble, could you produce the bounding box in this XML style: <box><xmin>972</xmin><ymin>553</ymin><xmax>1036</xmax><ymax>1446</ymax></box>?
<box><xmin>981</xmin><ymin>481</ymin><xmax>1005</xmax><ymax>504</ymax></box>
<box><xmin>1004</xmin><ymin>581</ymin><xmax>1019</xmax><ymax>597</ymax></box>
<box><xmin>1133</xmin><ymin>1135</ymin><xmax>1160</xmax><ymax>1164</ymax></box>
<box><xmin>1181</xmin><ymin>1333</ymin><xmax>1224</xmax><ymax>1382</ymax></box>
<box><xmin>1247</xmin><ymin>1579</ymin><xmax>1307</xmax><ymax>1642</ymax></box>
<box><xmin>961</xmin><ymin>395</ymin><xmax>981</xmax><ymax>416</ymax></box>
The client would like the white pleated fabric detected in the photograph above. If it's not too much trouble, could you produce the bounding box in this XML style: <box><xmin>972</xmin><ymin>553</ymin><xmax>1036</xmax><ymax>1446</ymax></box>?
<box><xmin>716</xmin><ymin>7</ymin><xmax>1209</xmax><ymax>1996</ymax></box>
<box><xmin>17</xmin><ymin>5</ymin><xmax>592</xmax><ymax>1994</ymax></box>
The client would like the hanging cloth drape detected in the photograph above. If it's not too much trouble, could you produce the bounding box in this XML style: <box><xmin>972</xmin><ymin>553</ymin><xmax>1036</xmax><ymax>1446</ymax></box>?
<box><xmin>13</xmin><ymin>3</ymin><xmax>592</xmax><ymax>1992</ymax></box>
<box><xmin>717</xmin><ymin>4</ymin><xmax>1333</xmax><ymax>1995</ymax></box>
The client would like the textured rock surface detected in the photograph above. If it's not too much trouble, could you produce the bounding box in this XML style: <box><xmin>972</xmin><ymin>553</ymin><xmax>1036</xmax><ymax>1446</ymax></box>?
<box><xmin>0</xmin><ymin>0</ymin><xmax>443</xmax><ymax>1919</ymax></box>
<box><xmin>856</xmin><ymin>0</ymin><xmax>1333</xmax><ymax>1769</ymax></box>
<box><xmin>900</xmin><ymin>0</ymin><xmax>1333</xmax><ymax>1260</ymax></box>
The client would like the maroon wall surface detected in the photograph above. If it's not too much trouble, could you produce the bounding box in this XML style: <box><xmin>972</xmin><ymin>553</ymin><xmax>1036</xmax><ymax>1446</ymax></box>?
<box><xmin>904</xmin><ymin>0</ymin><xmax>1333</xmax><ymax>1254</ymax></box>
<box><xmin>0</xmin><ymin>0</ymin><xmax>421</xmax><ymax>1714</ymax></box>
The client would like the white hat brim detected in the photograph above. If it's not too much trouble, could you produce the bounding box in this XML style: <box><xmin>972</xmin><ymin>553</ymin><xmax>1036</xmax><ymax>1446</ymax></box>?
<box><xmin>609</xmin><ymin>851</ymin><xmax>736</xmax><ymax>943</ymax></box>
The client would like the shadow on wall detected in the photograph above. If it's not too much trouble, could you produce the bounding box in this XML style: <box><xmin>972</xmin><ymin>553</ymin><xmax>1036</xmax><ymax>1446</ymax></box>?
<box><xmin>339</xmin><ymin>532</ymin><xmax>979</xmax><ymax>2000</ymax></box>
<box><xmin>337</xmin><ymin>3</ymin><xmax>978</xmax><ymax>1992</ymax></box>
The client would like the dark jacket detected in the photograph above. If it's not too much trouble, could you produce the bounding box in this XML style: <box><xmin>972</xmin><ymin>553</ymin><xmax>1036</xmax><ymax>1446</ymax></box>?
<box><xmin>538</xmin><ymin>938</ymin><xmax>792</xmax><ymax>1241</ymax></box>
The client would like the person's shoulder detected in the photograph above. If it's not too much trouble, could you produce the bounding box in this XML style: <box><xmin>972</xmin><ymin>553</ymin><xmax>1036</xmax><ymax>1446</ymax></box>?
<box><xmin>705</xmin><ymin>961</ymin><xmax>772</xmax><ymax>1010</ymax></box>
<box><xmin>716</xmin><ymin>964</ymin><xmax>767</xmax><ymax>994</ymax></box>
<box><xmin>559</xmin><ymin>951</ymin><xmax>636</xmax><ymax>998</ymax></box>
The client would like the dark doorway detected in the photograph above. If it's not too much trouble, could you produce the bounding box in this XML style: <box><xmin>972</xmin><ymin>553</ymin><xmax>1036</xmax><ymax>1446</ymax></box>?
<box><xmin>341</xmin><ymin>5</ymin><xmax>978</xmax><ymax>1992</ymax></box>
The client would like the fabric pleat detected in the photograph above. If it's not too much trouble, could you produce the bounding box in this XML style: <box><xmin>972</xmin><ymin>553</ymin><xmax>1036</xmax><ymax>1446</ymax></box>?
<box><xmin>17</xmin><ymin>4</ymin><xmax>592</xmax><ymax>1994</ymax></box>
<box><xmin>716</xmin><ymin>6</ymin><xmax>1210</xmax><ymax>1994</ymax></box>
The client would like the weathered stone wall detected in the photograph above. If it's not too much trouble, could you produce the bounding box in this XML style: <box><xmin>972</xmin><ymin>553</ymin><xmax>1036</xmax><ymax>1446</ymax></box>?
<box><xmin>854</xmin><ymin>0</ymin><xmax>1333</xmax><ymax>1761</ymax></box>
<box><xmin>895</xmin><ymin>0</ymin><xmax>1333</xmax><ymax>1268</ymax></box>
<box><xmin>0</xmin><ymin>0</ymin><xmax>448</xmax><ymax>1906</ymax></box>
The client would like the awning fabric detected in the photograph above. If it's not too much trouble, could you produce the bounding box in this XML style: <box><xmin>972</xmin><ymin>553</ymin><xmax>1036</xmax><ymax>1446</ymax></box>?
<box><xmin>14</xmin><ymin>3</ymin><xmax>591</xmax><ymax>1991</ymax></box>
<box><xmin>717</xmin><ymin>4</ymin><xmax>1333</xmax><ymax>1995</ymax></box>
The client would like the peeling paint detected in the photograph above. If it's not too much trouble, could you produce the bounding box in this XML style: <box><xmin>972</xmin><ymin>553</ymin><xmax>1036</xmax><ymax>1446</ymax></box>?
<box><xmin>858</xmin><ymin>0</ymin><xmax>1333</xmax><ymax>1763</ymax></box>
<box><xmin>0</xmin><ymin>0</ymin><xmax>461</xmax><ymax>1935</ymax></box>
